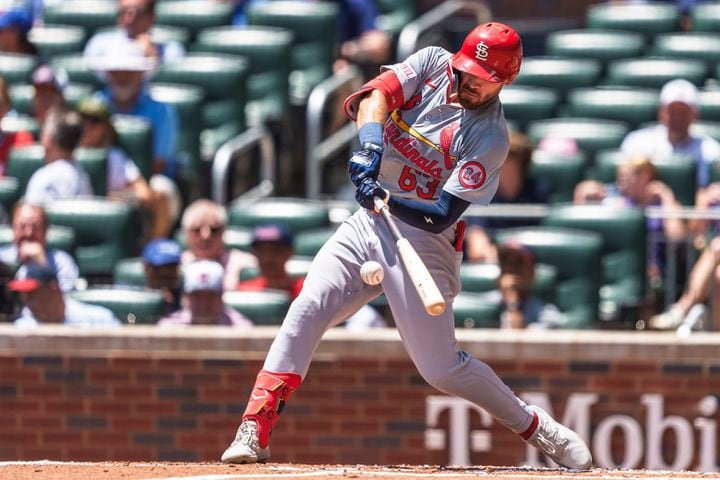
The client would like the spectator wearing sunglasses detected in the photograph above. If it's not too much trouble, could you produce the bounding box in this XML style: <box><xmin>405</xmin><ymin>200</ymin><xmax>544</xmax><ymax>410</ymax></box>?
<box><xmin>180</xmin><ymin>199</ymin><xmax>258</xmax><ymax>291</ymax></box>
<box><xmin>83</xmin><ymin>0</ymin><xmax>184</xmax><ymax>64</ymax></box>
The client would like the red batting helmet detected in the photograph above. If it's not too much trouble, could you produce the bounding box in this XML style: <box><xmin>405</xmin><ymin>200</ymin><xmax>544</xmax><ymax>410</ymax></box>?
<box><xmin>451</xmin><ymin>22</ymin><xmax>522</xmax><ymax>85</ymax></box>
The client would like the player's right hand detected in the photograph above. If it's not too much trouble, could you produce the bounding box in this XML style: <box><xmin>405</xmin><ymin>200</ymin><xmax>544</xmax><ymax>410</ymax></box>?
<box><xmin>348</xmin><ymin>142</ymin><xmax>383</xmax><ymax>187</ymax></box>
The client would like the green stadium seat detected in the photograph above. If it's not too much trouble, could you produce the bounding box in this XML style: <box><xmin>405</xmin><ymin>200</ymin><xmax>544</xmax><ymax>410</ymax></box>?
<box><xmin>495</xmin><ymin>226</ymin><xmax>603</xmax><ymax>328</ymax></box>
<box><xmin>692</xmin><ymin>121</ymin><xmax>720</xmax><ymax>143</ymax></box>
<box><xmin>545</xmin><ymin>29</ymin><xmax>645</xmax><ymax>63</ymax></box>
<box><xmin>459</xmin><ymin>262</ymin><xmax>557</xmax><ymax>302</ymax></box>
<box><xmin>223</xmin><ymin>290</ymin><xmax>291</xmax><ymax>325</ymax></box>
<box><xmin>247</xmin><ymin>1</ymin><xmax>338</xmax><ymax>104</ymax></box>
<box><xmin>528</xmin><ymin>150</ymin><xmax>585</xmax><ymax>203</ymax></box>
<box><xmin>149</xmin><ymin>83</ymin><xmax>204</xmax><ymax>178</ymax></box>
<box><xmin>376</xmin><ymin>0</ymin><xmax>416</xmax><ymax>37</ymax></box>
<box><xmin>691</xmin><ymin>3</ymin><xmax>720</xmax><ymax>32</ymax></box>
<box><xmin>0</xmin><ymin>53</ymin><xmax>37</xmax><ymax>84</ymax></box>
<box><xmin>285</xmin><ymin>256</ymin><xmax>313</xmax><ymax>278</ymax></box>
<box><xmin>45</xmin><ymin>198</ymin><xmax>135</xmax><ymax>276</ymax></box>
<box><xmin>42</xmin><ymin>1</ymin><xmax>117</xmax><ymax>37</ymax></box>
<box><xmin>228</xmin><ymin>197</ymin><xmax>330</xmax><ymax>233</ymax></box>
<box><xmin>652</xmin><ymin>33</ymin><xmax>720</xmax><ymax>71</ymax></box>
<box><xmin>6</xmin><ymin>144</ymin><xmax>44</xmax><ymax>193</ymax></box>
<box><xmin>512</xmin><ymin>57</ymin><xmax>601</xmax><ymax>95</ymax></box>
<box><xmin>591</xmin><ymin>150</ymin><xmax>697</xmax><ymax>206</ymax></box>
<box><xmin>699</xmin><ymin>89</ymin><xmax>720</xmax><ymax>122</ymax></box>
<box><xmin>113</xmin><ymin>257</ymin><xmax>146</xmax><ymax>287</ymax></box>
<box><xmin>527</xmin><ymin>118</ymin><xmax>629</xmax><ymax>163</ymax></box>
<box><xmin>68</xmin><ymin>286</ymin><xmax>165</xmax><ymax>324</ymax></box>
<box><xmin>112</xmin><ymin>114</ymin><xmax>153</xmax><ymax>180</ymax></box>
<box><xmin>452</xmin><ymin>292</ymin><xmax>502</xmax><ymax>329</ymax></box>
<box><xmin>542</xmin><ymin>204</ymin><xmax>646</xmax><ymax>321</ymax></box>
<box><xmin>51</xmin><ymin>54</ymin><xmax>103</xmax><ymax>89</ymax></box>
<box><xmin>194</xmin><ymin>26</ymin><xmax>293</xmax><ymax>124</ymax></box>
<box><xmin>499</xmin><ymin>86</ymin><xmax>559</xmax><ymax>130</ymax></box>
<box><xmin>28</xmin><ymin>24</ymin><xmax>86</xmax><ymax>57</ymax></box>
<box><xmin>155</xmin><ymin>53</ymin><xmax>248</xmax><ymax>156</ymax></box>
<box><xmin>75</xmin><ymin>147</ymin><xmax>108</xmax><ymax>197</ymax></box>
<box><xmin>1</xmin><ymin>114</ymin><xmax>39</xmax><ymax>139</ymax></box>
<box><xmin>0</xmin><ymin>224</ymin><xmax>76</xmax><ymax>254</ymax></box>
<box><xmin>586</xmin><ymin>3</ymin><xmax>680</xmax><ymax>37</ymax></box>
<box><xmin>564</xmin><ymin>87</ymin><xmax>659</xmax><ymax>130</ymax></box>
<box><xmin>294</xmin><ymin>228</ymin><xmax>336</xmax><ymax>257</ymax></box>
<box><xmin>605</xmin><ymin>58</ymin><xmax>707</xmax><ymax>89</ymax></box>
<box><xmin>156</xmin><ymin>1</ymin><xmax>233</xmax><ymax>41</ymax></box>
<box><xmin>9</xmin><ymin>82</ymin><xmax>95</xmax><ymax>116</ymax></box>
<box><xmin>151</xmin><ymin>24</ymin><xmax>191</xmax><ymax>48</ymax></box>
<box><xmin>0</xmin><ymin>177</ymin><xmax>19</xmax><ymax>213</ymax></box>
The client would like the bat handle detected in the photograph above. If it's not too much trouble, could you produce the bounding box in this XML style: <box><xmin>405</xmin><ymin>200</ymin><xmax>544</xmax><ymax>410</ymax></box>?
<box><xmin>373</xmin><ymin>196</ymin><xmax>402</xmax><ymax>242</ymax></box>
<box><xmin>373</xmin><ymin>196</ymin><xmax>388</xmax><ymax>213</ymax></box>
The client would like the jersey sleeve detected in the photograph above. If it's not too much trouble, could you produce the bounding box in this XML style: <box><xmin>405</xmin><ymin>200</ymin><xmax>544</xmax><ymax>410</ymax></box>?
<box><xmin>442</xmin><ymin>133</ymin><xmax>509</xmax><ymax>205</ymax></box>
<box><xmin>382</xmin><ymin>46</ymin><xmax>451</xmax><ymax>107</ymax></box>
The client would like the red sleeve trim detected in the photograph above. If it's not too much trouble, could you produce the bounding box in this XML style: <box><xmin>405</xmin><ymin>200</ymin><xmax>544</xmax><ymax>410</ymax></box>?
<box><xmin>343</xmin><ymin>70</ymin><xmax>404</xmax><ymax>122</ymax></box>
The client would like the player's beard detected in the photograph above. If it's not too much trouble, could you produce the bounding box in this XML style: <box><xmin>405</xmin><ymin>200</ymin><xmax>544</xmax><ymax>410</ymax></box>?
<box><xmin>457</xmin><ymin>88</ymin><xmax>491</xmax><ymax>110</ymax></box>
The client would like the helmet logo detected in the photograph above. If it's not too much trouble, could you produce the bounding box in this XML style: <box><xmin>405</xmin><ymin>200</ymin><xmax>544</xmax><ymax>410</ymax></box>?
<box><xmin>475</xmin><ymin>41</ymin><xmax>489</xmax><ymax>62</ymax></box>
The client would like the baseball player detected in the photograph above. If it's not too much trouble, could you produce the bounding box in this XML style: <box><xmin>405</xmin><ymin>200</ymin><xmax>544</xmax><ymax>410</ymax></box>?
<box><xmin>222</xmin><ymin>22</ymin><xmax>592</xmax><ymax>470</ymax></box>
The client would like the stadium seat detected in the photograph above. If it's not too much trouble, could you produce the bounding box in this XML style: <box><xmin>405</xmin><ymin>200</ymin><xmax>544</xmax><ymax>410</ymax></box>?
<box><xmin>528</xmin><ymin>150</ymin><xmax>585</xmax><ymax>203</ymax></box>
<box><xmin>155</xmin><ymin>1</ymin><xmax>233</xmax><ymax>41</ymax></box>
<box><xmin>699</xmin><ymin>89</ymin><xmax>720</xmax><ymax>122</ymax></box>
<box><xmin>1</xmin><ymin>114</ymin><xmax>39</xmax><ymax>139</ymax></box>
<box><xmin>452</xmin><ymin>292</ymin><xmax>502</xmax><ymax>329</ymax></box>
<box><xmin>605</xmin><ymin>58</ymin><xmax>708</xmax><ymax>89</ymax></box>
<box><xmin>9</xmin><ymin>83</ymin><xmax>95</xmax><ymax>116</ymax></box>
<box><xmin>51</xmin><ymin>54</ymin><xmax>103</xmax><ymax>89</ymax></box>
<box><xmin>0</xmin><ymin>53</ymin><xmax>37</xmax><ymax>84</ymax></box>
<box><xmin>75</xmin><ymin>147</ymin><xmax>109</xmax><ymax>197</ymax></box>
<box><xmin>247</xmin><ymin>1</ymin><xmax>338</xmax><ymax>104</ymax></box>
<box><xmin>154</xmin><ymin>53</ymin><xmax>248</xmax><ymax>156</ymax></box>
<box><xmin>691</xmin><ymin>3</ymin><xmax>720</xmax><ymax>32</ymax></box>
<box><xmin>68</xmin><ymin>286</ymin><xmax>165</xmax><ymax>324</ymax></box>
<box><xmin>44</xmin><ymin>198</ymin><xmax>135</xmax><ymax>276</ymax></box>
<box><xmin>112</xmin><ymin>114</ymin><xmax>153</xmax><ymax>180</ymax></box>
<box><xmin>542</xmin><ymin>204</ymin><xmax>646</xmax><ymax>321</ymax></box>
<box><xmin>564</xmin><ymin>87</ymin><xmax>659</xmax><ymax>130</ymax></box>
<box><xmin>228</xmin><ymin>197</ymin><xmax>330</xmax><ymax>233</ymax></box>
<box><xmin>28</xmin><ymin>24</ymin><xmax>86</xmax><ymax>57</ymax></box>
<box><xmin>459</xmin><ymin>262</ymin><xmax>557</xmax><ymax>302</ymax></box>
<box><xmin>652</xmin><ymin>33</ymin><xmax>720</xmax><ymax>72</ymax></box>
<box><xmin>0</xmin><ymin>177</ymin><xmax>19</xmax><ymax>213</ymax></box>
<box><xmin>194</xmin><ymin>26</ymin><xmax>293</xmax><ymax>125</ymax></box>
<box><xmin>586</xmin><ymin>3</ymin><xmax>680</xmax><ymax>37</ymax></box>
<box><xmin>692</xmin><ymin>121</ymin><xmax>720</xmax><ymax>143</ymax></box>
<box><xmin>499</xmin><ymin>86</ymin><xmax>559</xmax><ymax>131</ymax></box>
<box><xmin>149</xmin><ymin>83</ymin><xmax>204</xmax><ymax>178</ymax></box>
<box><xmin>285</xmin><ymin>256</ymin><xmax>313</xmax><ymax>278</ymax></box>
<box><xmin>512</xmin><ymin>57</ymin><xmax>601</xmax><ymax>96</ymax></box>
<box><xmin>591</xmin><ymin>150</ymin><xmax>697</xmax><ymax>206</ymax></box>
<box><xmin>42</xmin><ymin>1</ymin><xmax>117</xmax><ymax>37</ymax></box>
<box><xmin>495</xmin><ymin>226</ymin><xmax>603</xmax><ymax>328</ymax></box>
<box><xmin>113</xmin><ymin>257</ymin><xmax>146</xmax><ymax>287</ymax></box>
<box><xmin>0</xmin><ymin>224</ymin><xmax>76</xmax><ymax>254</ymax></box>
<box><xmin>376</xmin><ymin>0</ymin><xmax>416</xmax><ymax>37</ymax></box>
<box><xmin>545</xmin><ymin>29</ymin><xmax>645</xmax><ymax>63</ymax></box>
<box><xmin>6</xmin><ymin>144</ymin><xmax>44</xmax><ymax>193</ymax></box>
<box><xmin>527</xmin><ymin>118</ymin><xmax>629</xmax><ymax>163</ymax></box>
<box><xmin>293</xmin><ymin>228</ymin><xmax>336</xmax><ymax>257</ymax></box>
<box><xmin>151</xmin><ymin>25</ymin><xmax>191</xmax><ymax>48</ymax></box>
<box><xmin>223</xmin><ymin>290</ymin><xmax>291</xmax><ymax>325</ymax></box>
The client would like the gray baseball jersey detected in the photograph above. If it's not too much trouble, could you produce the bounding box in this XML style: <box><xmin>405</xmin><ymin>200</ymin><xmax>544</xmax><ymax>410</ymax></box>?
<box><xmin>263</xmin><ymin>46</ymin><xmax>532</xmax><ymax>434</ymax></box>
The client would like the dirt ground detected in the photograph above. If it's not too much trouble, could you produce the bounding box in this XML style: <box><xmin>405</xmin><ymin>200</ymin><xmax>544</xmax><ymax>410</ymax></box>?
<box><xmin>1</xmin><ymin>462</ymin><xmax>718</xmax><ymax>480</ymax></box>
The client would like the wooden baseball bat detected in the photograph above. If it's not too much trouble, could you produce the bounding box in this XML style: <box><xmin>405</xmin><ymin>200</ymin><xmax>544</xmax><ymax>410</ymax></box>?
<box><xmin>373</xmin><ymin>196</ymin><xmax>446</xmax><ymax>316</ymax></box>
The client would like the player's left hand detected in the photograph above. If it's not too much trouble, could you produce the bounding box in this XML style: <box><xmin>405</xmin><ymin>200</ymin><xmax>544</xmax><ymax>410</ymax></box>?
<box><xmin>348</xmin><ymin>142</ymin><xmax>383</xmax><ymax>187</ymax></box>
<box><xmin>355</xmin><ymin>178</ymin><xmax>389</xmax><ymax>212</ymax></box>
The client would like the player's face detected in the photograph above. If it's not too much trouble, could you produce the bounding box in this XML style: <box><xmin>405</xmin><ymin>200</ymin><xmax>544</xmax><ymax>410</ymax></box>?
<box><xmin>456</xmin><ymin>73</ymin><xmax>503</xmax><ymax>109</ymax></box>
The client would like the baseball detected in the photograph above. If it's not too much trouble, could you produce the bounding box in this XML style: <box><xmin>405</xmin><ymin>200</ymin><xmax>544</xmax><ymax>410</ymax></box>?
<box><xmin>360</xmin><ymin>261</ymin><xmax>384</xmax><ymax>285</ymax></box>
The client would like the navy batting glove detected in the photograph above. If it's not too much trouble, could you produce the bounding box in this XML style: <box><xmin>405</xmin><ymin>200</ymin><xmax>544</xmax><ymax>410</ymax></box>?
<box><xmin>355</xmin><ymin>178</ymin><xmax>389</xmax><ymax>212</ymax></box>
<box><xmin>348</xmin><ymin>142</ymin><xmax>383</xmax><ymax>187</ymax></box>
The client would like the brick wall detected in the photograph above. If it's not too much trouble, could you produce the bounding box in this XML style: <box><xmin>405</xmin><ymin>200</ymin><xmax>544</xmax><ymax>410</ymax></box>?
<box><xmin>0</xmin><ymin>327</ymin><xmax>719</xmax><ymax>470</ymax></box>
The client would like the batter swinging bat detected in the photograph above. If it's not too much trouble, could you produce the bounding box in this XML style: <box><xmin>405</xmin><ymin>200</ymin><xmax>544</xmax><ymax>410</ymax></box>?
<box><xmin>373</xmin><ymin>196</ymin><xmax>446</xmax><ymax>316</ymax></box>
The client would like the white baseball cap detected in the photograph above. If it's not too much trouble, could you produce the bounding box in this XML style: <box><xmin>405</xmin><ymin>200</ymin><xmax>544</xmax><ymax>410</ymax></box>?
<box><xmin>183</xmin><ymin>260</ymin><xmax>224</xmax><ymax>293</ymax></box>
<box><xmin>660</xmin><ymin>79</ymin><xmax>699</xmax><ymax>109</ymax></box>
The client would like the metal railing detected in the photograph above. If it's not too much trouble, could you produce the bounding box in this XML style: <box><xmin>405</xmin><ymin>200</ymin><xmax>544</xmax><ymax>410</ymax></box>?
<box><xmin>305</xmin><ymin>65</ymin><xmax>364</xmax><ymax>199</ymax></box>
<box><xmin>211</xmin><ymin>126</ymin><xmax>276</xmax><ymax>205</ymax></box>
<box><xmin>396</xmin><ymin>0</ymin><xmax>491</xmax><ymax>61</ymax></box>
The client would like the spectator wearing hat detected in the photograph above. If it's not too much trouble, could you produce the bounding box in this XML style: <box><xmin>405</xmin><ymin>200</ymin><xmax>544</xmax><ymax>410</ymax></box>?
<box><xmin>0</xmin><ymin>75</ymin><xmax>33</xmax><ymax>176</ymax></box>
<box><xmin>158</xmin><ymin>259</ymin><xmax>253</xmax><ymax>327</ymax></box>
<box><xmin>621</xmin><ymin>79</ymin><xmax>720</xmax><ymax>193</ymax></box>
<box><xmin>24</xmin><ymin>106</ymin><xmax>92</xmax><ymax>205</ymax></box>
<box><xmin>181</xmin><ymin>199</ymin><xmax>257</xmax><ymax>291</ymax></box>
<box><xmin>31</xmin><ymin>64</ymin><xmax>67</xmax><ymax>123</ymax></box>
<box><xmin>0</xmin><ymin>201</ymin><xmax>79</xmax><ymax>292</ymax></box>
<box><xmin>142</xmin><ymin>238</ymin><xmax>182</xmax><ymax>315</ymax></box>
<box><xmin>77</xmin><ymin>95</ymin><xmax>174</xmax><ymax>238</ymax></box>
<box><xmin>0</xmin><ymin>9</ymin><xmax>36</xmax><ymax>56</ymax></box>
<box><xmin>10</xmin><ymin>263</ymin><xmax>120</xmax><ymax>327</ymax></box>
<box><xmin>89</xmin><ymin>40</ymin><xmax>179</xmax><ymax>181</ymax></box>
<box><xmin>84</xmin><ymin>0</ymin><xmax>184</xmax><ymax>65</ymax></box>
<box><xmin>482</xmin><ymin>241</ymin><xmax>565</xmax><ymax>329</ymax></box>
